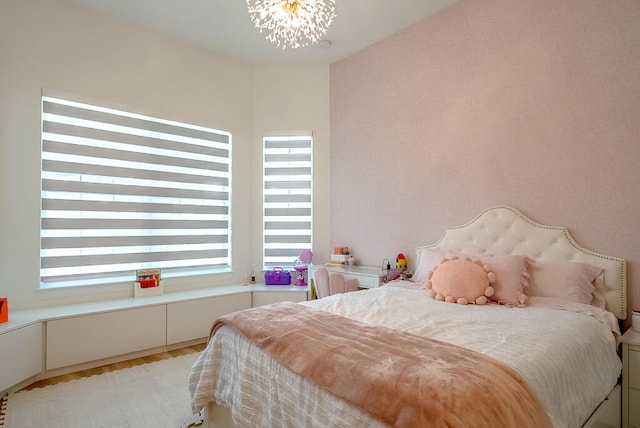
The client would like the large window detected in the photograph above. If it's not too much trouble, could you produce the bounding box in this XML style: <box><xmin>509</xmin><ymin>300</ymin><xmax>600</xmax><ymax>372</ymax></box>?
<box><xmin>263</xmin><ymin>133</ymin><xmax>313</xmax><ymax>269</ymax></box>
<box><xmin>40</xmin><ymin>93</ymin><xmax>231</xmax><ymax>288</ymax></box>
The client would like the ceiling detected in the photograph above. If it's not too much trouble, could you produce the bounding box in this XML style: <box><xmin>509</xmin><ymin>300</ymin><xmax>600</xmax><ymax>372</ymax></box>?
<box><xmin>60</xmin><ymin>0</ymin><xmax>460</xmax><ymax>66</ymax></box>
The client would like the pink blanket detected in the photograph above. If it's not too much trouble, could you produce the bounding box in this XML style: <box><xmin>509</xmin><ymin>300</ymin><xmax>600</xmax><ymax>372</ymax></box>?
<box><xmin>210</xmin><ymin>302</ymin><xmax>552</xmax><ymax>428</ymax></box>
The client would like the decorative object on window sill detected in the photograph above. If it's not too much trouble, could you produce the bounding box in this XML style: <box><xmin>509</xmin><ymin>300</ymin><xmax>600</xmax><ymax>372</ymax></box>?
<box><xmin>134</xmin><ymin>268</ymin><xmax>163</xmax><ymax>298</ymax></box>
<box><xmin>293</xmin><ymin>249</ymin><xmax>313</xmax><ymax>286</ymax></box>
<box><xmin>246</xmin><ymin>0</ymin><xmax>336</xmax><ymax>49</ymax></box>
<box><xmin>0</xmin><ymin>297</ymin><xmax>7</xmax><ymax>323</ymax></box>
<box><xmin>265</xmin><ymin>267</ymin><xmax>292</xmax><ymax>285</ymax></box>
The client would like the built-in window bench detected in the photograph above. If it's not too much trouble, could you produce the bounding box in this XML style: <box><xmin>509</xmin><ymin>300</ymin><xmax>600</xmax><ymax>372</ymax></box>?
<box><xmin>0</xmin><ymin>284</ymin><xmax>308</xmax><ymax>395</ymax></box>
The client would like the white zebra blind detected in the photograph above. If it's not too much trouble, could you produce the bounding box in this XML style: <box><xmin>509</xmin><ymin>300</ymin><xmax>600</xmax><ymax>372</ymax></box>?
<box><xmin>263</xmin><ymin>134</ymin><xmax>313</xmax><ymax>269</ymax></box>
<box><xmin>40</xmin><ymin>94</ymin><xmax>231</xmax><ymax>288</ymax></box>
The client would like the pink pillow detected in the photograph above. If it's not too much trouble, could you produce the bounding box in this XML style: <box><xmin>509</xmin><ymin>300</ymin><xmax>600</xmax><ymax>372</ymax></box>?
<box><xmin>448</xmin><ymin>252</ymin><xmax>532</xmax><ymax>307</ymax></box>
<box><xmin>427</xmin><ymin>258</ymin><xmax>496</xmax><ymax>305</ymax></box>
<box><xmin>528</xmin><ymin>261</ymin><xmax>604</xmax><ymax>306</ymax></box>
<box><xmin>411</xmin><ymin>248</ymin><xmax>446</xmax><ymax>285</ymax></box>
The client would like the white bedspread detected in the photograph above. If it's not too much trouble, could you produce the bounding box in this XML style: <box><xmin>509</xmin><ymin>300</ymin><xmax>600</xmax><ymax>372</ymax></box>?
<box><xmin>189</xmin><ymin>281</ymin><xmax>621</xmax><ymax>428</ymax></box>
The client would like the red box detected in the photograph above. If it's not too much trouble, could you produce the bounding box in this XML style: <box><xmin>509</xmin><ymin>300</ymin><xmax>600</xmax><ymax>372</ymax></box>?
<box><xmin>264</xmin><ymin>267</ymin><xmax>291</xmax><ymax>285</ymax></box>
<box><xmin>138</xmin><ymin>278</ymin><xmax>158</xmax><ymax>288</ymax></box>
<box><xmin>0</xmin><ymin>298</ymin><xmax>7</xmax><ymax>323</ymax></box>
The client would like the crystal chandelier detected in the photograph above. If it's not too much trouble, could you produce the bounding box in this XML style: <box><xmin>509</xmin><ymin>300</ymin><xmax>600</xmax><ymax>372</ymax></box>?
<box><xmin>246</xmin><ymin>0</ymin><xmax>336</xmax><ymax>49</ymax></box>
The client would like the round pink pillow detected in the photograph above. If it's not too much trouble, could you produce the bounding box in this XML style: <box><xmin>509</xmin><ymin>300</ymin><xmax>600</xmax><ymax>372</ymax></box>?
<box><xmin>427</xmin><ymin>257</ymin><xmax>496</xmax><ymax>305</ymax></box>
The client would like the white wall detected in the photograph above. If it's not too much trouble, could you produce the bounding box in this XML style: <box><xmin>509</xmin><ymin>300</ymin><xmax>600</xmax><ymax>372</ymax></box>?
<box><xmin>0</xmin><ymin>0</ymin><xmax>330</xmax><ymax>309</ymax></box>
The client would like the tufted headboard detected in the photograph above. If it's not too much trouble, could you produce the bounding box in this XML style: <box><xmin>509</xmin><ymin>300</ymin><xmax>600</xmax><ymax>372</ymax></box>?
<box><xmin>421</xmin><ymin>206</ymin><xmax>627</xmax><ymax>319</ymax></box>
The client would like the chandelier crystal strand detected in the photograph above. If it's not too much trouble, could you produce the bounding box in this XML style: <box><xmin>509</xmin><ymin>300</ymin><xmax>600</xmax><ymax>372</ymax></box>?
<box><xmin>246</xmin><ymin>0</ymin><xmax>336</xmax><ymax>49</ymax></box>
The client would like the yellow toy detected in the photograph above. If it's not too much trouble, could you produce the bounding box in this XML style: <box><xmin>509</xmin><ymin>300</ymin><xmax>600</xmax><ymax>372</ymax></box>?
<box><xmin>396</xmin><ymin>253</ymin><xmax>407</xmax><ymax>270</ymax></box>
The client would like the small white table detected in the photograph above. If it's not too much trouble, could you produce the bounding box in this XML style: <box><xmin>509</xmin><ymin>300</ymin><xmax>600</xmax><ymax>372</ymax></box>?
<box><xmin>623</xmin><ymin>328</ymin><xmax>640</xmax><ymax>428</ymax></box>
<box><xmin>308</xmin><ymin>264</ymin><xmax>386</xmax><ymax>290</ymax></box>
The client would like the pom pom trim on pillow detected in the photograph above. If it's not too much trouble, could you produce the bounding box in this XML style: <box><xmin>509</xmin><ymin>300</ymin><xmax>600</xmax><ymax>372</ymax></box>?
<box><xmin>427</xmin><ymin>256</ymin><xmax>496</xmax><ymax>305</ymax></box>
<box><xmin>447</xmin><ymin>252</ymin><xmax>532</xmax><ymax>308</ymax></box>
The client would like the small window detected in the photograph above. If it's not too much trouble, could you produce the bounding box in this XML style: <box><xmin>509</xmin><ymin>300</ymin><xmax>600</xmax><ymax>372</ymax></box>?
<box><xmin>263</xmin><ymin>133</ymin><xmax>313</xmax><ymax>269</ymax></box>
<box><xmin>40</xmin><ymin>93</ymin><xmax>232</xmax><ymax>288</ymax></box>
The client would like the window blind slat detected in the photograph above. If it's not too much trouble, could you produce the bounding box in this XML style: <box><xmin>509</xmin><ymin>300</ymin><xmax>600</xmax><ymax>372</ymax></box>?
<box><xmin>264</xmin><ymin>167</ymin><xmax>311</xmax><ymax>176</ymax></box>
<box><xmin>265</xmin><ymin>194</ymin><xmax>311</xmax><ymax>203</ymax></box>
<box><xmin>42</xmin><ymin>179</ymin><xmax>228</xmax><ymax>200</ymax></box>
<box><xmin>42</xmin><ymin>234</ymin><xmax>228</xmax><ymax>249</ymax></box>
<box><xmin>42</xmin><ymin>160</ymin><xmax>226</xmax><ymax>186</ymax></box>
<box><xmin>43</xmin><ymin>121</ymin><xmax>229</xmax><ymax>157</ymax></box>
<box><xmin>43</xmin><ymin>139</ymin><xmax>228</xmax><ymax>172</ymax></box>
<box><xmin>264</xmin><ymin>221</ymin><xmax>311</xmax><ymax>230</ymax></box>
<box><xmin>42</xmin><ymin>218</ymin><xmax>228</xmax><ymax>230</ymax></box>
<box><xmin>42</xmin><ymin>199</ymin><xmax>228</xmax><ymax>215</ymax></box>
<box><xmin>264</xmin><ymin>248</ymin><xmax>307</xmax><ymax>258</ymax></box>
<box><xmin>42</xmin><ymin>248</ymin><xmax>228</xmax><ymax>269</ymax></box>
<box><xmin>265</xmin><ymin>208</ymin><xmax>311</xmax><ymax>216</ymax></box>
<box><xmin>264</xmin><ymin>181</ymin><xmax>311</xmax><ymax>189</ymax></box>
<box><xmin>265</xmin><ymin>235</ymin><xmax>311</xmax><ymax>244</ymax></box>
<box><xmin>264</xmin><ymin>140</ymin><xmax>310</xmax><ymax>149</ymax></box>
<box><xmin>264</xmin><ymin>154</ymin><xmax>311</xmax><ymax>163</ymax></box>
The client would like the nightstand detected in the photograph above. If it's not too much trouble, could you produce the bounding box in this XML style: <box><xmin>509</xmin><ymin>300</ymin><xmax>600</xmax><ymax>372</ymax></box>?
<box><xmin>622</xmin><ymin>328</ymin><xmax>640</xmax><ymax>428</ymax></box>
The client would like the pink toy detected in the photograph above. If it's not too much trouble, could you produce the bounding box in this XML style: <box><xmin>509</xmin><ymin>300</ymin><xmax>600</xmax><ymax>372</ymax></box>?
<box><xmin>293</xmin><ymin>249</ymin><xmax>313</xmax><ymax>286</ymax></box>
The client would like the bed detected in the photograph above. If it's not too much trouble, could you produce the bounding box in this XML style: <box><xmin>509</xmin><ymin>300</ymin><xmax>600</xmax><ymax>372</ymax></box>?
<box><xmin>189</xmin><ymin>206</ymin><xmax>627</xmax><ymax>428</ymax></box>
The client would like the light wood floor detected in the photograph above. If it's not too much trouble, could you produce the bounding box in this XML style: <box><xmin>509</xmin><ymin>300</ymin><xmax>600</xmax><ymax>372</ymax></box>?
<box><xmin>21</xmin><ymin>343</ymin><xmax>206</xmax><ymax>391</ymax></box>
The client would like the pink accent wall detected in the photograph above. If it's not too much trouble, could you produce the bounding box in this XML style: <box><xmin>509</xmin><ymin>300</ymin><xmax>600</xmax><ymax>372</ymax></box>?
<box><xmin>330</xmin><ymin>0</ymin><xmax>640</xmax><ymax>317</ymax></box>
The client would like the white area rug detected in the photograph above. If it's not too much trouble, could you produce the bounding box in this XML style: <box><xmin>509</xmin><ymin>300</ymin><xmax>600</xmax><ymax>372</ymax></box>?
<box><xmin>2</xmin><ymin>352</ymin><xmax>203</xmax><ymax>428</ymax></box>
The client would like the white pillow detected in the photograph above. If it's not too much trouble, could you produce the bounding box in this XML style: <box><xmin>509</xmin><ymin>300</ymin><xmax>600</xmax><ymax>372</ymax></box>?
<box><xmin>411</xmin><ymin>247</ymin><xmax>446</xmax><ymax>285</ymax></box>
